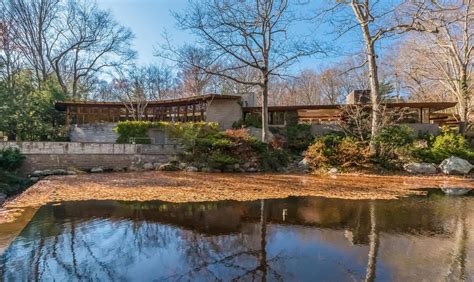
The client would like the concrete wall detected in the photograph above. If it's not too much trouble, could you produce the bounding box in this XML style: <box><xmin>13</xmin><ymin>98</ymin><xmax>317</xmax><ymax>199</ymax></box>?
<box><xmin>404</xmin><ymin>123</ymin><xmax>440</xmax><ymax>136</ymax></box>
<box><xmin>206</xmin><ymin>99</ymin><xmax>243</xmax><ymax>129</ymax></box>
<box><xmin>70</xmin><ymin>123</ymin><xmax>118</xmax><ymax>143</ymax></box>
<box><xmin>310</xmin><ymin>124</ymin><xmax>343</xmax><ymax>136</ymax></box>
<box><xmin>0</xmin><ymin>142</ymin><xmax>179</xmax><ymax>173</ymax></box>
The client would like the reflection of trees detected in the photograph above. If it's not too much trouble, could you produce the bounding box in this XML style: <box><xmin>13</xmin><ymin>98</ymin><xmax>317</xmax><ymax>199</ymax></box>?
<box><xmin>365</xmin><ymin>201</ymin><xmax>379</xmax><ymax>282</ymax></box>
<box><xmin>168</xmin><ymin>199</ymin><xmax>285</xmax><ymax>281</ymax></box>
<box><xmin>446</xmin><ymin>199</ymin><xmax>468</xmax><ymax>281</ymax></box>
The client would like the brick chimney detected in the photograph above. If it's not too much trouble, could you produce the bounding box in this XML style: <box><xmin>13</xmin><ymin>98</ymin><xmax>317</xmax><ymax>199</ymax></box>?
<box><xmin>346</xmin><ymin>90</ymin><xmax>371</xmax><ymax>104</ymax></box>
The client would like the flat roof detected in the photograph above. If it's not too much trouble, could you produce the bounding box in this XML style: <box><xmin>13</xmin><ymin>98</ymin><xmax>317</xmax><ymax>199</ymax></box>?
<box><xmin>55</xmin><ymin>94</ymin><xmax>241</xmax><ymax>111</ymax></box>
<box><xmin>242</xmin><ymin>102</ymin><xmax>458</xmax><ymax>112</ymax></box>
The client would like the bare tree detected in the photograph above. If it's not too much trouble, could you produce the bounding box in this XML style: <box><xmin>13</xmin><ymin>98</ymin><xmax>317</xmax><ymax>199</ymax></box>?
<box><xmin>331</xmin><ymin>0</ymin><xmax>437</xmax><ymax>154</ymax></box>
<box><xmin>408</xmin><ymin>1</ymin><xmax>474</xmax><ymax>134</ymax></box>
<box><xmin>46</xmin><ymin>0</ymin><xmax>135</xmax><ymax>99</ymax></box>
<box><xmin>176</xmin><ymin>46</ymin><xmax>215</xmax><ymax>96</ymax></box>
<box><xmin>2</xmin><ymin>0</ymin><xmax>59</xmax><ymax>85</ymax></box>
<box><xmin>159</xmin><ymin>0</ymin><xmax>322</xmax><ymax>142</ymax></box>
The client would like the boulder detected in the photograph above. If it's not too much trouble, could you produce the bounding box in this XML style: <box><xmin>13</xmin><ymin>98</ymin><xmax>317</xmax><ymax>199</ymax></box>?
<box><xmin>31</xmin><ymin>170</ymin><xmax>43</xmax><ymax>177</ymax></box>
<box><xmin>42</xmin><ymin>170</ymin><xmax>52</xmax><ymax>176</ymax></box>
<box><xmin>153</xmin><ymin>163</ymin><xmax>164</xmax><ymax>170</ymax></box>
<box><xmin>143</xmin><ymin>162</ymin><xmax>154</xmax><ymax>171</ymax></box>
<box><xmin>158</xmin><ymin>163</ymin><xmax>179</xmax><ymax>171</ymax></box>
<box><xmin>178</xmin><ymin>162</ymin><xmax>187</xmax><ymax>170</ymax></box>
<box><xmin>441</xmin><ymin>188</ymin><xmax>471</xmax><ymax>196</ymax></box>
<box><xmin>29</xmin><ymin>177</ymin><xmax>40</xmax><ymax>182</ymax></box>
<box><xmin>439</xmin><ymin>156</ymin><xmax>473</xmax><ymax>175</ymax></box>
<box><xmin>90</xmin><ymin>167</ymin><xmax>104</xmax><ymax>173</ymax></box>
<box><xmin>185</xmin><ymin>166</ymin><xmax>199</xmax><ymax>172</ymax></box>
<box><xmin>66</xmin><ymin>170</ymin><xmax>78</xmax><ymax>175</ymax></box>
<box><xmin>201</xmin><ymin>167</ymin><xmax>213</xmax><ymax>173</ymax></box>
<box><xmin>298</xmin><ymin>158</ymin><xmax>309</xmax><ymax>170</ymax></box>
<box><xmin>128</xmin><ymin>166</ymin><xmax>142</xmax><ymax>172</ymax></box>
<box><xmin>246</xmin><ymin>127</ymin><xmax>274</xmax><ymax>142</ymax></box>
<box><xmin>327</xmin><ymin>167</ymin><xmax>339</xmax><ymax>175</ymax></box>
<box><xmin>403</xmin><ymin>163</ymin><xmax>438</xmax><ymax>175</ymax></box>
<box><xmin>0</xmin><ymin>193</ymin><xmax>6</xmax><ymax>204</ymax></box>
<box><xmin>52</xmin><ymin>169</ymin><xmax>67</xmax><ymax>175</ymax></box>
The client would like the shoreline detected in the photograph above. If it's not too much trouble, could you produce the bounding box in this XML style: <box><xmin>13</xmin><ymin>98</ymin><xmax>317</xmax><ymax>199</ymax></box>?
<box><xmin>3</xmin><ymin>171</ymin><xmax>473</xmax><ymax>208</ymax></box>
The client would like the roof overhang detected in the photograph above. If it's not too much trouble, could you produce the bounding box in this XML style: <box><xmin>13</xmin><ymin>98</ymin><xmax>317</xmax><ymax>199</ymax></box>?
<box><xmin>55</xmin><ymin>94</ymin><xmax>241</xmax><ymax>111</ymax></box>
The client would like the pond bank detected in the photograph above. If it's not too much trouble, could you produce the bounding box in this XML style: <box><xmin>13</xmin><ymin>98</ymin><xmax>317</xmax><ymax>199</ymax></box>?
<box><xmin>2</xmin><ymin>171</ymin><xmax>473</xmax><ymax>219</ymax></box>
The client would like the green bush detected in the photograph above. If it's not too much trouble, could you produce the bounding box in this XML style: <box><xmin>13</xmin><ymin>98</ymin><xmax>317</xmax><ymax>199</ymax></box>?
<box><xmin>377</xmin><ymin>125</ymin><xmax>414</xmax><ymax>149</ymax></box>
<box><xmin>413</xmin><ymin>128</ymin><xmax>474</xmax><ymax>163</ymax></box>
<box><xmin>0</xmin><ymin>148</ymin><xmax>25</xmax><ymax>171</ymax></box>
<box><xmin>115</xmin><ymin>121</ymin><xmax>156</xmax><ymax>143</ymax></box>
<box><xmin>261</xmin><ymin>149</ymin><xmax>290</xmax><ymax>171</ymax></box>
<box><xmin>287</xmin><ymin>123</ymin><xmax>313</xmax><ymax>152</ymax></box>
<box><xmin>232</xmin><ymin>114</ymin><xmax>262</xmax><ymax>129</ymax></box>
<box><xmin>0</xmin><ymin>170</ymin><xmax>31</xmax><ymax>196</ymax></box>
<box><xmin>208</xmin><ymin>152</ymin><xmax>238</xmax><ymax>169</ymax></box>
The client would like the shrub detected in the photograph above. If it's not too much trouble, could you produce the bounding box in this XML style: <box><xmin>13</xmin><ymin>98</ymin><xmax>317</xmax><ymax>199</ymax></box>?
<box><xmin>286</xmin><ymin>123</ymin><xmax>313</xmax><ymax>152</ymax></box>
<box><xmin>304</xmin><ymin>134</ymin><xmax>368</xmax><ymax>170</ymax></box>
<box><xmin>232</xmin><ymin>114</ymin><xmax>262</xmax><ymax>129</ymax></box>
<box><xmin>208</xmin><ymin>152</ymin><xmax>238</xmax><ymax>169</ymax></box>
<box><xmin>261</xmin><ymin>149</ymin><xmax>290</xmax><ymax>171</ymax></box>
<box><xmin>413</xmin><ymin>128</ymin><xmax>474</xmax><ymax>163</ymax></box>
<box><xmin>115</xmin><ymin>121</ymin><xmax>156</xmax><ymax>143</ymax></box>
<box><xmin>376</xmin><ymin>125</ymin><xmax>414</xmax><ymax>149</ymax></box>
<box><xmin>0</xmin><ymin>170</ymin><xmax>31</xmax><ymax>196</ymax></box>
<box><xmin>0</xmin><ymin>148</ymin><xmax>25</xmax><ymax>171</ymax></box>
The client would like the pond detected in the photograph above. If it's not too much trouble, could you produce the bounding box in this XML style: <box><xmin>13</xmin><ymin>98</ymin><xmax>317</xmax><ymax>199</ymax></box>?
<box><xmin>1</xmin><ymin>193</ymin><xmax>473</xmax><ymax>281</ymax></box>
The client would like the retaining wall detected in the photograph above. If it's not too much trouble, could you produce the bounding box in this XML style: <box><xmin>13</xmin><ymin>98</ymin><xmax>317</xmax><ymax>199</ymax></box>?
<box><xmin>0</xmin><ymin>142</ymin><xmax>180</xmax><ymax>173</ymax></box>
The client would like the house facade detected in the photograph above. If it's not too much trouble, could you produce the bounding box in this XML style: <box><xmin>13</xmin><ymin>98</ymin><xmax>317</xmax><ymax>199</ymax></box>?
<box><xmin>55</xmin><ymin>92</ymin><xmax>459</xmax><ymax>143</ymax></box>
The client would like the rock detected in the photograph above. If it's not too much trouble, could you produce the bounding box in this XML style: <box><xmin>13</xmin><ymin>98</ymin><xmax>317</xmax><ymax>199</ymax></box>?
<box><xmin>185</xmin><ymin>166</ymin><xmax>199</xmax><ymax>172</ymax></box>
<box><xmin>31</xmin><ymin>170</ymin><xmax>43</xmax><ymax>177</ymax></box>
<box><xmin>52</xmin><ymin>169</ymin><xmax>67</xmax><ymax>175</ymax></box>
<box><xmin>441</xmin><ymin>188</ymin><xmax>471</xmax><ymax>196</ymax></box>
<box><xmin>158</xmin><ymin>163</ymin><xmax>179</xmax><ymax>171</ymax></box>
<box><xmin>201</xmin><ymin>167</ymin><xmax>212</xmax><ymax>173</ymax></box>
<box><xmin>211</xmin><ymin>169</ymin><xmax>222</xmax><ymax>173</ymax></box>
<box><xmin>178</xmin><ymin>162</ymin><xmax>187</xmax><ymax>170</ymax></box>
<box><xmin>90</xmin><ymin>167</ymin><xmax>104</xmax><ymax>173</ymax></box>
<box><xmin>29</xmin><ymin>177</ymin><xmax>40</xmax><ymax>182</ymax></box>
<box><xmin>327</xmin><ymin>167</ymin><xmax>338</xmax><ymax>175</ymax></box>
<box><xmin>246</xmin><ymin>168</ymin><xmax>258</xmax><ymax>173</ymax></box>
<box><xmin>439</xmin><ymin>156</ymin><xmax>473</xmax><ymax>175</ymax></box>
<box><xmin>233</xmin><ymin>164</ymin><xmax>240</xmax><ymax>170</ymax></box>
<box><xmin>246</xmin><ymin>127</ymin><xmax>274</xmax><ymax>143</ymax></box>
<box><xmin>153</xmin><ymin>163</ymin><xmax>164</xmax><ymax>170</ymax></box>
<box><xmin>404</xmin><ymin>163</ymin><xmax>438</xmax><ymax>175</ymax></box>
<box><xmin>0</xmin><ymin>193</ymin><xmax>6</xmax><ymax>204</ymax></box>
<box><xmin>66</xmin><ymin>170</ymin><xmax>77</xmax><ymax>175</ymax></box>
<box><xmin>143</xmin><ymin>162</ymin><xmax>154</xmax><ymax>170</ymax></box>
<box><xmin>128</xmin><ymin>166</ymin><xmax>142</xmax><ymax>172</ymax></box>
<box><xmin>298</xmin><ymin>158</ymin><xmax>309</xmax><ymax>169</ymax></box>
<box><xmin>42</xmin><ymin>169</ymin><xmax>52</xmax><ymax>176</ymax></box>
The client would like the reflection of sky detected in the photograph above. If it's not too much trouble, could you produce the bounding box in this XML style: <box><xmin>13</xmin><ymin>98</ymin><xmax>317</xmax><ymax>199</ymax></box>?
<box><xmin>1</xmin><ymin>219</ymin><xmax>384</xmax><ymax>281</ymax></box>
<box><xmin>1</xmin><ymin>197</ymin><xmax>473</xmax><ymax>281</ymax></box>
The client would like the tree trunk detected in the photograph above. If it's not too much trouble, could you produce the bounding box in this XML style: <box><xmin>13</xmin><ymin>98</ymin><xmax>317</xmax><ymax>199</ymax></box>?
<box><xmin>366</xmin><ymin>42</ymin><xmax>381</xmax><ymax>155</ymax></box>
<box><xmin>261</xmin><ymin>73</ymin><xmax>270</xmax><ymax>143</ymax></box>
<box><xmin>458</xmin><ymin>70</ymin><xmax>469</xmax><ymax>135</ymax></box>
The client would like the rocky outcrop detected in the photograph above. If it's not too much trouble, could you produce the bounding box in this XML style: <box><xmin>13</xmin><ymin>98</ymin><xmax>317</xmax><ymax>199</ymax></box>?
<box><xmin>439</xmin><ymin>156</ymin><xmax>473</xmax><ymax>175</ymax></box>
<box><xmin>90</xmin><ymin>167</ymin><xmax>104</xmax><ymax>173</ymax></box>
<box><xmin>185</xmin><ymin>166</ymin><xmax>199</xmax><ymax>172</ymax></box>
<box><xmin>403</xmin><ymin>163</ymin><xmax>438</xmax><ymax>175</ymax></box>
<box><xmin>158</xmin><ymin>163</ymin><xmax>179</xmax><ymax>171</ymax></box>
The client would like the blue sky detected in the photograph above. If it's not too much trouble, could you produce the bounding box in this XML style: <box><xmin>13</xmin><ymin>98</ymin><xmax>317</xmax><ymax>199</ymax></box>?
<box><xmin>96</xmin><ymin>0</ymin><xmax>367</xmax><ymax>73</ymax></box>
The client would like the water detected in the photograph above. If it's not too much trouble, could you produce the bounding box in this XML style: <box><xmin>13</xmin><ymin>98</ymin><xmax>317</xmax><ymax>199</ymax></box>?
<box><xmin>1</xmin><ymin>193</ymin><xmax>473</xmax><ymax>281</ymax></box>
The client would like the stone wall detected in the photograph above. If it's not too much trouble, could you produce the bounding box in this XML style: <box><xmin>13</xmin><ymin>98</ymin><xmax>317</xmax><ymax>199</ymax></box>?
<box><xmin>0</xmin><ymin>142</ymin><xmax>179</xmax><ymax>173</ymax></box>
<box><xmin>206</xmin><ymin>99</ymin><xmax>243</xmax><ymax>129</ymax></box>
<box><xmin>70</xmin><ymin>123</ymin><xmax>118</xmax><ymax>143</ymax></box>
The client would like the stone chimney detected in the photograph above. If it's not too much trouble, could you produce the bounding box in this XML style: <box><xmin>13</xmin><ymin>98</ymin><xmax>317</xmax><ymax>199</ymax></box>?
<box><xmin>346</xmin><ymin>90</ymin><xmax>371</xmax><ymax>104</ymax></box>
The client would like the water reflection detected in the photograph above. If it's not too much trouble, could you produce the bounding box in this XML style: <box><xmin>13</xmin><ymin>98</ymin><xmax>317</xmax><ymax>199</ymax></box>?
<box><xmin>0</xmin><ymin>195</ymin><xmax>473</xmax><ymax>281</ymax></box>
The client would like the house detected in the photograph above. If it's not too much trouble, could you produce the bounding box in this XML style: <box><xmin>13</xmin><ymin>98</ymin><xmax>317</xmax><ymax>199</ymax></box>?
<box><xmin>55</xmin><ymin>91</ymin><xmax>458</xmax><ymax>143</ymax></box>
